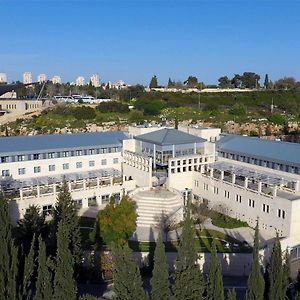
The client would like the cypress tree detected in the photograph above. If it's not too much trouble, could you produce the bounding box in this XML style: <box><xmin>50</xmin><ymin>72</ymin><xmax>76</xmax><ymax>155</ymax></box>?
<box><xmin>22</xmin><ymin>234</ymin><xmax>36</xmax><ymax>300</ymax></box>
<box><xmin>282</xmin><ymin>249</ymin><xmax>291</xmax><ymax>299</ymax></box>
<box><xmin>53</xmin><ymin>221</ymin><xmax>77</xmax><ymax>300</ymax></box>
<box><xmin>227</xmin><ymin>288</ymin><xmax>236</xmax><ymax>300</ymax></box>
<box><xmin>0</xmin><ymin>195</ymin><xmax>18</xmax><ymax>300</ymax></box>
<box><xmin>173</xmin><ymin>207</ymin><xmax>204</xmax><ymax>300</ymax></box>
<box><xmin>267</xmin><ymin>233</ymin><xmax>284</xmax><ymax>300</ymax></box>
<box><xmin>52</xmin><ymin>180</ymin><xmax>81</xmax><ymax>263</ymax></box>
<box><xmin>34</xmin><ymin>236</ymin><xmax>53</xmax><ymax>300</ymax></box>
<box><xmin>150</xmin><ymin>233</ymin><xmax>171</xmax><ymax>300</ymax></box>
<box><xmin>149</xmin><ymin>75</ymin><xmax>158</xmax><ymax>89</ymax></box>
<box><xmin>246</xmin><ymin>223</ymin><xmax>264</xmax><ymax>300</ymax></box>
<box><xmin>207</xmin><ymin>239</ymin><xmax>224</xmax><ymax>300</ymax></box>
<box><xmin>112</xmin><ymin>245</ymin><xmax>147</xmax><ymax>300</ymax></box>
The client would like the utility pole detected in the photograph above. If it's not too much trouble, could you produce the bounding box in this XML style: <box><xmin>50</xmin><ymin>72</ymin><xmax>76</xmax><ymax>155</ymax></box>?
<box><xmin>198</xmin><ymin>94</ymin><xmax>201</xmax><ymax>110</ymax></box>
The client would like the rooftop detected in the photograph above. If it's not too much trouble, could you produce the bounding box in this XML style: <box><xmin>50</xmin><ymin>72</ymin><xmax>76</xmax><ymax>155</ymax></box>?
<box><xmin>217</xmin><ymin>134</ymin><xmax>300</xmax><ymax>166</ymax></box>
<box><xmin>135</xmin><ymin>128</ymin><xmax>206</xmax><ymax>146</ymax></box>
<box><xmin>0</xmin><ymin>131</ymin><xmax>128</xmax><ymax>156</ymax></box>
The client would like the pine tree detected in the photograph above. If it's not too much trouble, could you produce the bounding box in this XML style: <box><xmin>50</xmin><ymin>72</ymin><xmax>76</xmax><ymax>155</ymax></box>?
<box><xmin>53</xmin><ymin>221</ymin><xmax>77</xmax><ymax>300</ymax></box>
<box><xmin>149</xmin><ymin>75</ymin><xmax>158</xmax><ymax>89</ymax></box>
<box><xmin>112</xmin><ymin>245</ymin><xmax>147</xmax><ymax>300</ymax></box>
<box><xmin>264</xmin><ymin>74</ymin><xmax>269</xmax><ymax>89</ymax></box>
<box><xmin>173</xmin><ymin>207</ymin><xmax>204</xmax><ymax>300</ymax></box>
<box><xmin>246</xmin><ymin>223</ymin><xmax>264</xmax><ymax>300</ymax></box>
<box><xmin>267</xmin><ymin>233</ymin><xmax>284</xmax><ymax>300</ymax></box>
<box><xmin>227</xmin><ymin>288</ymin><xmax>236</xmax><ymax>300</ymax></box>
<box><xmin>282</xmin><ymin>249</ymin><xmax>291</xmax><ymax>299</ymax></box>
<box><xmin>167</xmin><ymin>78</ymin><xmax>174</xmax><ymax>88</ymax></box>
<box><xmin>0</xmin><ymin>195</ymin><xmax>18</xmax><ymax>300</ymax></box>
<box><xmin>22</xmin><ymin>234</ymin><xmax>36</xmax><ymax>300</ymax></box>
<box><xmin>207</xmin><ymin>239</ymin><xmax>224</xmax><ymax>300</ymax></box>
<box><xmin>150</xmin><ymin>233</ymin><xmax>171</xmax><ymax>300</ymax></box>
<box><xmin>34</xmin><ymin>236</ymin><xmax>53</xmax><ymax>300</ymax></box>
<box><xmin>52</xmin><ymin>180</ymin><xmax>81</xmax><ymax>263</ymax></box>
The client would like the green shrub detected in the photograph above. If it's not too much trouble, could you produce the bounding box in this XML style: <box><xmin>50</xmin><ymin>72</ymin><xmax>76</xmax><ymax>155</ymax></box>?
<box><xmin>96</xmin><ymin>101</ymin><xmax>130</xmax><ymax>113</ymax></box>
<box><xmin>211</xmin><ymin>212</ymin><xmax>248</xmax><ymax>229</ymax></box>
<box><xmin>72</xmin><ymin>106</ymin><xmax>96</xmax><ymax>120</ymax></box>
<box><xmin>268</xmin><ymin>113</ymin><xmax>286</xmax><ymax>125</ymax></box>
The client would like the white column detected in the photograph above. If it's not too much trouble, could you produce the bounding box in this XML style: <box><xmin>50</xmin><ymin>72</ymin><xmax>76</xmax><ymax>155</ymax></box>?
<box><xmin>153</xmin><ymin>144</ymin><xmax>156</xmax><ymax>167</ymax></box>
<box><xmin>110</xmin><ymin>177</ymin><xmax>113</xmax><ymax>186</ymax></box>
<box><xmin>37</xmin><ymin>185</ymin><xmax>40</xmax><ymax>198</ymax></box>
<box><xmin>210</xmin><ymin>168</ymin><xmax>213</xmax><ymax>177</ymax></box>
<box><xmin>53</xmin><ymin>183</ymin><xmax>56</xmax><ymax>195</ymax></box>
<box><xmin>97</xmin><ymin>177</ymin><xmax>100</xmax><ymax>188</ymax></box>
<box><xmin>220</xmin><ymin>170</ymin><xmax>224</xmax><ymax>181</ymax></box>
<box><xmin>244</xmin><ymin>177</ymin><xmax>248</xmax><ymax>189</ymax></box>
<box><xmin>258</xmin><ymin>181</ymin><xmax>262</xmax><ymax>193</ymax></box>
<box><xmin>295</xmin><ymin>180</ymin><xmax>299</xmax><ymax>192</ymax></box>
<box><xmin>232</xmin><ymin>173</ymin><xmax>236</xmax><ymax>184</ymax></box>
<box><xmin>83</xmin><ymin>179</ymin><xmax>86</xmax><ymax>190</ymax></box>
<box><xmin>273</xmin><ymin>185</ymin><xmax>277</xmax><ymax>197</ymax></box>
<box><xmin>20</xmin><ymin>188</ymin><xmax>23</xmax><ymax>201</ymax></box>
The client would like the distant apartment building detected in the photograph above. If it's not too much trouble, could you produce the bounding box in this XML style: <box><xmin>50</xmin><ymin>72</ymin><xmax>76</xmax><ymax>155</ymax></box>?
<box><xmin>90</xmin><ymin>74</ymin><xmax>100</xmax><ymax>87</ymax></box>
<box><xmin>114</xmin><ymin>80</ymin><xmax>127</xmax><ymax>90</ymax></box>
<box><xmin>0</xmin><ymin>73</ymin><xmax>7</xmax><ymax>83</ymax></box>
<box><xmin>76</xmin><ymin>76</ymin><xmax>85</xmax><ymax>86</ymax></box>
<box><xmin>52</xmin><ymin>76</ymin><xmax>62</xmax><ymax>84</ymax></box>
<box><xmin>23</xmin><ymin>72</ymin><xmax>32</xmax><ymax>84</ymax></box>
<box><xmin>37</xmin><ymin>74</ymin><xmax>47</xmax><ymax>83</ymax></box>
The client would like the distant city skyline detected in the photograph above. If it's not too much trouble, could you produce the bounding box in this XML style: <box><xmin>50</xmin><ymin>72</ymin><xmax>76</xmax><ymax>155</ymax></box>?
<box><xmin>1</xmin><ymin>0</ymin><xmax>300</xmax><ymax>85</ymax></box>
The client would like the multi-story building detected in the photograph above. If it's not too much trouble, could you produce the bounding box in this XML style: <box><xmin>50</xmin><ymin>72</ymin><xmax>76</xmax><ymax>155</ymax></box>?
<box><xmin>76</xmin><ymin>76</ymin><xmax>85</xmax><ymax>86</ymax></box>
<box><xmin>37</xmin><ymin>74</ymin><xmax>47</xmax><ymax>83</ymax></box>
<box><xmin>1</xmin><ymin>126</ymin><xmax>300</xmax><ymax>261</ymax></box>
<box><xmin>52</xmin><ymin>75</ymin><xmax>62</xmax><ymax>84</ymax></box>
<box><xmin>23</xmin><ymin>72</ymin><xmax>32</xmax><ymax>84</ymax></box>
<box><xmin>90</xmin><ymin>74</ymin><xmax>100</xmax><ymax>87</ymax></box>
<box><xmin>0</xmin><ymin>73</ymin><xmax>7</xmax><ymax>83</ymax></box>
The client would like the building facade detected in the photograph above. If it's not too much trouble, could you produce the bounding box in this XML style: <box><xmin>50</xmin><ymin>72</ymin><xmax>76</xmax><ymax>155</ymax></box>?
<box><xmin>52</xmin><ymin>75</ymin><xmax>62</xmax><ymax>84</ymax></box>
<box><xmin>23</xmin><ymin>72</ymin><xmax>32</xmax><ymax>84</ymax></box>
<box><xmin>90</xmin><ymin>74</ymin><xmax>100</xmax><ymax>87</ymax></box>
<box><xmin>0</xmin><ymin>73</ymin><xmax>7</xmax><ymax>83</ymax></box>
<box><xmin>37</xmin><ymin>74</ymin><xmax>47</xmax><ymax>83</ymax></box>
<box><xmin>76</xmin><ymin>76</ymin><xmax>85</xmax><ymax>86</ymax></box>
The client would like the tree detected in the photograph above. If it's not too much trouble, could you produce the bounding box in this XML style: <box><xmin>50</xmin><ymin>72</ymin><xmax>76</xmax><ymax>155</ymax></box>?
<box><xmin>22</xmin><ymin>235</ymin><xmax>36</xmax><ymax>300</ymax></box>
<box><xmin>184</xmin><ymin>76</ymin><xmax>198</xmax><ymax>88</ymax></box>
<box><xmin>112</xmin><ymin>245</ymin><xmax>147</xmax><ymax>300</ymax></box>
<box><xmin>53</xmin><ymin>221</ymin><xmax>77</xmax><ymax>300</ymax></box>
<box><xmin>149</xmin><ymin>75</ymin><xmax>158</xmax><ymax>89</ymax></box>
<box><xmin>274</xmin><ymin>77</ymin><xmax>298</xmax><ymax>90</ymax></box>
<box><xmin>218</xmin><ymin>76</ymin><xmax>231</xmax><ymax>88</ymax></box>
<box><xmin>18</xmin><ymin>205</ymin><xmax>45</xmax><ymax>253</ymax></box>
<box><xmin>98</xmin><ymin>196</ymin><xmax>137</xmax><ymax>246</ymax></box>
<box><xmin>231</xmin><ymin>74</ymin><xmax>242</xmax><ymax>88</ymax></box>
<box><xmin>282</xmin><ymin>249</ymin><xmax>291</xmax><ymax>298</ymax></box>
<box><xmin>229</xmin><ymin>103</ymin><xmax>247</xmax><ymax>116</ymax></box>
<box><xmin>128</xmin><ymin>110</ymin><xmax>144</xmax><ymax>124</ymax></box>
<box><xmin>52</xmin><ymin>180</ymin><xmax>81</xmax><ymax>263</ymax></box>
<box><xmin>246</xmin><ymin>223</ymin><xmax>264</xmax><ymax>300</ymax></box>
<box><xmin>0</xmin><ymin>195</ymin><xmax>18</xmax><ymax>300</ymax></box>
<box><xmin>167</xmin><ymin>78</ymin><xmax>174</xmax><ymax>88</ymax></box>
<box><xmin>154</xmin><ymin>211</ymin><xmax>176</xmax><ymax>242</ymax></box>
<box><xmin>207</xmin><ymin>239</ymin><xmax>224</xmax><ymax>300</ymax></box>
<box><xmin>227</xmin><ymin>289</ymin><xmax>236</xmax><ymax>300</ymax></box>
<box><xmin>264</xmin><ymin>74</ymin><xmax>270</xmax><ymax>89</ymax></box>
<box><xmin>267</xmin><ymin>234</ymin><xmax>285</xmax><ymax>300</ymax></box>
<box><xmin>34</xmin><ymin>236</ymin><xmax>53</xmax><ymax>300</ymax></box>
<box><xmin>241</xmin><ymin>72</ymin><xmax>260</xmax><ymax>89</ymax></box>
<box><xmin>150</xmin><ymin>233</ymin><xmax>171</xmax><ymax>300</ymax></box>
<box><xmin>173</xmin><ymin>207</ymin><xmax>204</xmax><ymax>299</ymax></box>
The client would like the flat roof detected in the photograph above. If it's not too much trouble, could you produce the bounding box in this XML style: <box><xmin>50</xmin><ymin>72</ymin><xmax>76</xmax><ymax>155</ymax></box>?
<box><xmin>0</xmin><ymin>131</ymin><xmax>128</xmax><ymax>156</ymax></box>
<box><xmin>217</xmin><ymin>134</ymin><xmax>300</xmax><ymax>166</ymax></box>
<box><xmin>135</xmin><ymin>128</ymin><xmax>206</xmax><ymax>146</ymax></box>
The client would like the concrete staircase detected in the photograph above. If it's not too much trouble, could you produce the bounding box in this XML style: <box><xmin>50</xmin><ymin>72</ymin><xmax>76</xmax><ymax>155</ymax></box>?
<box><xmin>133</xmin><ymin>189</ymin><xmax>183</xmax><ymax>227</ymax></box>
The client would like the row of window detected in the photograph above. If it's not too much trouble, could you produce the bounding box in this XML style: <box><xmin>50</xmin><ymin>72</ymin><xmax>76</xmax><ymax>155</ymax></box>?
<box><xmin>171</xmin><ymin>157</ymin><xmax>208</xmax><ymax>167</ymax></box>
<box><xmin>0</xmin><ymin>147</ymin><xmax>121</xmax><ymax>163</ymax></box>
<box><xmin>2</xmin><ymin>158</ymin><xmax>119</xmax><ymax>177</ymax></box>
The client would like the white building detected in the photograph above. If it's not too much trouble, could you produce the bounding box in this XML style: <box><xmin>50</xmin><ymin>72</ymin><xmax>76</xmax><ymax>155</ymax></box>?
<box><xmin>23</xmin><ymin>72</ymin><xmax>32</xmax><ymax>84</ymax></box>
<box><xmin>0</xmin><ymin>73</ymin><xmax>7</xmax><ymax>83</ymax></box>
<box><xmin>52</xmin><ymin>75</ymin><xmax>62</xmax><ymax>84</ymax></box>
<box><xmin>37</xmin><ymin>74</ymin><xmax>47</xmax><ymax>83</ymax></box>
<box><xmin>1</xmin><ymin>127</ymin><xmax>300</xmax><ymax>264</ymax></box>
<box><xmin>76</xmin><ymin>76</ymin><xmax>85</xmax><ymax>86</ymax></box>
<box><xmin>90</xmin><ymin>74</ymin><xmax>100</xmax><ymax>87</ymax></box>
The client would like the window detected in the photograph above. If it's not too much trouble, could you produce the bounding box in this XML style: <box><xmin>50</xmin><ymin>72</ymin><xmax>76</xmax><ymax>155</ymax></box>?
<box><xmin>62</xmin><ymin>151</ymin><xmax>69</xmax><ymax>157</ymax></box>
<box><xmin>42</xmin><ymin>205</ymin><xmax>52</xmax><ymax>216</ymax></box>
<box><xmin>278</xmin><ymin>209</ymin><xmax>286</xmax><ymax>219</ymax></box>
<box><xmin>88</xmin><ymin>196</ymin><xmax>97</xmax><ymax>207</ymax></box>
<box><xmin>171</xmin><ymin>161</ymin><xmax>175</xmax><ymax>167</ymax></box>
<box><xmin>236</xmin><ymin>194</ymin><xmax>242</xmax><ymax>203</ymax></box>
<box><xmin>195</xmin><ymin>180</ymin><xmax>199</xmax><ymax>187</ymax></box>
<box><xmin>49</xmin><ymin>165</ymin><xmax>55</xmax><ymax>172</ymax></box>
<box><xmin>18</xmin><ymin>168</ymin><xmax>26</xmax><ymax>175</ymax></box>
<box><xmin>183</xmin><ymin>160</ymin><xmax>186</xmax><ymax>165</ymax></box>
<box><xmin>113</xmin><ymin>158</ymin><xmax>119</xmax><ymax>164</ymax></box>
<box><xmin>33</xmin><ymin>153</ymin><xmax>40</xmax><ymax>160</ymax></box>
<box><xmin>34</xmin><ymin>166</ymin><xmax>41</xmax><ymax>173</ymax></box>
<box><xmin>203</xmin><ymin>183</ymin><xmax>209</xmax><ymax>191</ymax></box>
<box><xmin>262</xmin><ymin>204</ymin><xmax>270</xmax><ymax>213</ymax></box>
<box><xmin>183</xmin><ymin>167</ymin><xmax>186</xmax><ymax>172</ymax></box>
<box><xmin>1</xmin><ymin>156</ymin><xmax>9</xmax><ymax>163</ymax></box>
<box><xmin>76</xmin><ymin>150</ymin><xmax>82</xmax><ymax>156</ymax></box>
<box><xmin>17</xmin><ymin>155</ymin><xmax>25</xmax><ymax>162</ymax></box>
<box><xmin>1</xmin><ymin>170</ymin><xmax>10</xmax><ymax>177</ymax></box>
<box><xmin>101</xmin><ymin>194</ymin><xmax>110</xmax><ymax>204</ymax></box>
<box><xmin>224</xmin><ymin>190</ymin><xmax>230</xmax><ymax>198</ymax></box>
<box><xmin>88</xmin><ymin>149</ymin><xmax>95</xmax><ymax>155</ymax></box>
<box><xmin>48</xmin><ymin>152</ymin><xmax>55</xmax><ymax>159</ymax></box>
<box><xmin>76</xmin><ymin>162</ymin><xmax>82</xmax><ymax>169</ymax></box>
<box><xmin>171</xmin><ymin>168</ymin><xmax>175</xmax><ymax>174</ymax></box>
<box><xmin>89</xmin><ymin>160</ymin><xmax>95</xmax><ymax>167</ymax></box>
<box><xmin>101</xmin><ymin>159</ymin><xmax>107</xmax><ymax>166</ymax></box>
<box><xmin>74</xmin><ymin>199</ymin><xmax>83</xmax><ymax>209</ymax></box>
<box><xmin>177</xmin><ymin>160</ymin><xmax>181</xmax><ymax>166</ymax></box>
<box><xmin>248</xmin><ymin>199</ymin><xmax>255</xmax><ymax>208</ymax></box>
<box><xmin>63</xmin><ymin>163</ymin><xmax>69</xmax><ymax>170</ymax></box>
<box><xmin>214</xmin><ymin>186</ymin><xmax>219</xmax><ymax>194</ymax></box>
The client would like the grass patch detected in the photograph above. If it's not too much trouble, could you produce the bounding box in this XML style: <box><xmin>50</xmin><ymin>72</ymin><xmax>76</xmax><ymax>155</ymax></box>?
<box><xmin>211</xmin><ymin>212</ymin><xmax>249</xmax><ymax>229</ymax></box>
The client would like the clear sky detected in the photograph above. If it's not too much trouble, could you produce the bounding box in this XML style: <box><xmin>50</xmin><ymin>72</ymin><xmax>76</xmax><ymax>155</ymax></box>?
<box><xmin>1</xmin><ymin>0</ymin><xmax>300</xmax><ymax>85</ymax></box>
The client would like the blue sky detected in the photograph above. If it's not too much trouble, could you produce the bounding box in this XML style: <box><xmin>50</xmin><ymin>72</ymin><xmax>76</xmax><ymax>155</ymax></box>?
<box><xmin>1</xmin><ymin>0</ymin><xmax>300</xmax><ymax>85</ymax></box>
